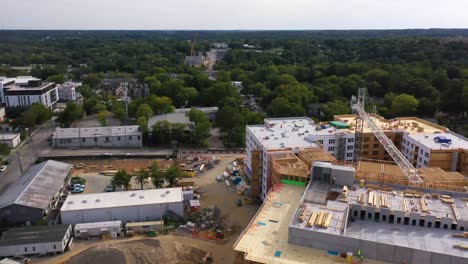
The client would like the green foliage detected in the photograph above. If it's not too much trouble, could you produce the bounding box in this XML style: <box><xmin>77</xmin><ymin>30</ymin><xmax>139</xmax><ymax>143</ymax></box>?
<box><xmin>165</xmin><ymin>165</ymin><xmax>182</xmax><ymax>187</ymax></box>
<box><xmin>112</xmin><ymin>101</ymin><xmax>127</xmax><ymax>122</ymax></box>
<box><xmin>149</xmin><ymin>161</ymin><xmax>164</xmax><ymax>188</ymax></box>
<box><xmin>0</xmin><ymin>144</ymin><xmax>10</xmax><ymax>156</ymax></box>
<box><xmin>187</xmin><ymin>108</ymin><xmax>211</xmax><ymax>147</ymax></box>
<box><xmin>21</xmin><ymin>103</ymin><xmax>53</xmax><ymax>128</ymax></box>
<box><xmin>58</xmin><ymin>102</ymin><xmax>84</xmax><ymax>127</ymax></box>
<box><xmin>98</xmin><ymin>111</ymin><xmax>109</xmax><ymax>126</ymax></box>
<box><xmin>135</xmin><ymin>169</ymin><xmax>150</xmax><ymax>190</ymax></box>
<box><xmin>270</xmin><ymin>97</ymin><xmax>305</xmax><ymax>117</ymax></box>
<box><xmin>47</xmin><ymin>74</ymin><xmax>65</xmax><ymax>84</ymax></box>
<box><xmin>137</xmin><ymin>116</ymin><xmax>148</xmax><ymax>132</ymax></box>
<box><xmin>151</xmin><ymin>120</ymin><xmax>187</xmax><ymax>145</ymax></box>
<box><xmin>76</xmin><ymin>84</ymin><xmax>95</xmax><ymax>99</ymax></box>
<box><xmin>321</xmin><ymin>100</ymin><xmax>350</xmax><ymax>120</ymax></box>
<box><xmin>136</xmin><ymin>104</ymin><xmax>154</xmax><ymax>120</ymax></box>
<box><xmin>391</xmin><ymin>94</ymin><xmax>419</xmax><ymax>116</ymax></box>
<box><xmin>111</xmin><ymin>169</ymin><xmax>131</xmax><ymax>190</ymax></box>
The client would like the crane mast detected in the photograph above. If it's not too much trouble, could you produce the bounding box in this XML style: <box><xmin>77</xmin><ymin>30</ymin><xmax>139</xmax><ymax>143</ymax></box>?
<box><xmin>351</xmin><ymin>88</ymin><xmax>423</xmax><ymax>184</ymax></box>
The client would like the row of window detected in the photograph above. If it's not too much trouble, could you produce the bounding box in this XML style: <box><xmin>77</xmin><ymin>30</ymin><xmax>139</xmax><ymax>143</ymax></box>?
<box><xmin>25</xmin><ymin>244</ymin><xmax>57</xmax><ymax>252</ymax></box>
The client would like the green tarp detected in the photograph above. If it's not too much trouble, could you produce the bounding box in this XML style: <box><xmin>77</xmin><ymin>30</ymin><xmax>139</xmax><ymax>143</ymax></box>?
<box><xmin>329</xmin><ymin>121</ymin><xmax>350</xmax><ymax>129</ymax></box>
<box><xmin>281</xmin><ymin>179</ymin><xmax>306</xmax><ymax>186</ymax></box>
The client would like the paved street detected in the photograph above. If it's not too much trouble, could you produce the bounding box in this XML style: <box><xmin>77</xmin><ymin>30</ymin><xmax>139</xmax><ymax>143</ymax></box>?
<box><xmin>0</xmin><ymin>120</ymin><xmax>56</xmax><ymax>194</ymax></box>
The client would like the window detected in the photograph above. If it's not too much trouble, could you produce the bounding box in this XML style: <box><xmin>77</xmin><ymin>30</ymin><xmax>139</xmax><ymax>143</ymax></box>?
<box><xmin>362</xmin><ymin>151</ymin><xmax>369</xmax><ymax>155</ymax></box>
<box><xmin>347</xmin><ymin>145</ymin><xmax>354</xmax><ymax>150</ymax></box>
<box><xmin>33</xmin><ymin>246</ymin><xmax>35</xmax><ymax>251</ymax></box>
<box><xmin>420</xmin><ymin>149</ymin><xmax>423</xmax><ymax>154</ymax></box>
<box><xmin>402</xmin><ymin>139</ymin><xmax>406</xmax><ymax>144</ymax></box>
<box><xmin>372</xmin><ymin>151</ymin><xmax>378</xmax><ymax>155</ymax></box>
<box><xmin>68</xmin><ymin>139</ymin><xmax>72</xmax><ymax>143</ymax></box>
<box><xmin>24</xmin><ymin>247</ymin><xmax>27</xmax><ymax>252</ymax></box>
<box><xmin>363</xmin><ymin>137</ymin><xmax>370</xmax><ymax>142</ymax></box>
<box><xmin>105</xmin><ymin>137</ymin><xmax>109</xmax><ymax>142</ymax></box>
<box><xmin>317</xmin><ymin>140</ymin><xmax>323</xmax><ymax>144</ymax></box>
<box><xmin>82</xmin><ymin>138</ymin><xmax>85</xmax><ymax>142</ymax></box>
<box><xmin>346</xmin><ymin>153</ymin><xmax>353</xmax><ymax>157</ymax></box>
<box><xmin>363</xmin><ymin>144</ymin><xmax>369</xmax><ymax>149</ymax></box>
<box><xmin>137</xmin><ymin>136</ymin><xmax>141</xmax><ymax>140</ymax></box>
<box><xmin>53</xmin><ymin>245</ymin><xmax>56</xmax><ymax>249</ymax></box>
<box><xmin>117</xmin><ymin>136</ymin><xmax>121</xmax><ymax>141</ymax></box>
<box><xmin>129</xmin><ymin>136</ymin><xmax>133</xmax><ymax>140</ymax></box>
<box><xmin>373</xmin><ymin>144</ymin><xmax>379</xmax><ymax>148</ymax></box>
<box><xmin>424</xmin><ymin>152</ymin><xmax>429</xmax><ymax>158</ymax></box>
<box><xmin>329</xmin><ymin>139</ymin><xmax>335</xmax><ymax>144</ymax></box>
<box><xmin>423</xmin><ymin>160</ymin><xmax>428</xmax><ymax>166</ymax></box>
<box><xmin>328</xmin><ymin>147</ymin><xmax>335</xmax><ymax>151</ymax></box>
<box><xmin>347</xmin><ymin>138</ymin><xmax>354</xmax><ymax>143</ymax></box>
<box><xmin>94</xmin><ymin>137</ymin><xmax>97</xmax><ymax>142</ymax></box>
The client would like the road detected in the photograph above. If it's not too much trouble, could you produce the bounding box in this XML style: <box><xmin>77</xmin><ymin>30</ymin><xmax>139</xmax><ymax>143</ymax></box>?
<box><xmin>0</xmin><ymin>119</ymin><xmax>56</xmax><ymax>194</ymax></box>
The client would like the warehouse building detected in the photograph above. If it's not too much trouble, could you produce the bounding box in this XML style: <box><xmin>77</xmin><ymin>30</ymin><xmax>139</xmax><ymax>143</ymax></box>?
<box><xmin>0</xmin><ymin>225</ymin><xmax>72</xmax><ymax>257</ymax></box>
<box><xmin>0</xmin><ymin>160</ymin><xmax>73</xmax><ymax>224</ymax></box>
<box><xmin>52</xmin><ymin>125</ymin><xmax>142</xmax><ymax>148</ymax></box>
<box><xmin>60</xmin><ymin>188</ymin><xmax>184</xmax><ymax>225</ymax></box>
<box><xmin>74</xmin><ymin>221</ymin><xmax>123</xmax><ymax>238</ymax></box>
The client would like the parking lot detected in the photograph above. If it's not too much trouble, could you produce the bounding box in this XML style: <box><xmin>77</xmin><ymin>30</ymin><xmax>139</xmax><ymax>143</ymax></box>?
<box><xmin>78</xmin><ymin>173</ymin><xmax>112</xmax><ymax>194</ymax></box>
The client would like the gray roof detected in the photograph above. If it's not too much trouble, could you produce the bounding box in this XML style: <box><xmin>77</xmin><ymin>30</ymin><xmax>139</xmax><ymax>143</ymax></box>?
<box><xmin>148</xmin><ymin>113</ymin><xmax>192</xmax><ymax>128</ymax></box>
<box><xmin>0</xmin><ymin>160</ymin><xmax>72</xmax><ymax>210</ymax></box>
<box><xmin>0</xmin><ymin>258</ymin><xmax>21</xmax><ymax>264</ymax></box>
<box><xmin>0</xmin><ymin>225</ymin><xmax>70</xmax><ymax>246</ymax></box>
<box><xmin>53</xmin><ymin>126</ymin><xmax>141</xmax><ymax>139</ymax></box>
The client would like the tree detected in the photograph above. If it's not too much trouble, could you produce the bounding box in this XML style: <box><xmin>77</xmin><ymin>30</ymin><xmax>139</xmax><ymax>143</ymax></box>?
<box><xmin>136</xmin><ymin>104</ymin><xmax>154</xmax><ymax>119</ymax></box>
<box><xmin>165</xmin><ymin>165</ymin><xmax>181</xmax><ymax>187</ymax></box>
<box><xmin>58</xmin><ymin>102</ymin><xmax>83</xmax><ymax>127</ymax></box>
<box><xmin>98</xmin><ymin>111</ymin><xmax>109</xmax><ymax>126</ymax></box>
<box><xmin>0</xmin><ymin>143</ymin><xmax>10</xmax><ymax>156</ymax></box>
<box><xmin>187</xmin><ymin>108</ymin><xmax>211</xmax><ymax>147</ymax></box>
<box><xmin>149</xmin><ymin>161</ymin><xmax>164</xmax><ymax>188</ymax></box>
<box><xmin>270</xmin><ymin>97</ymin><xmax>305</xmax><ymax>117</ymax></box>
<box><xmin>22</xmin><ymin>103</ymin><xmax>53</xmax><ymax>128</ymax></box>
<box><xmin>135</xmin><ymin>169</ymin><xmax>150</xmax><ymax>190</ymax></box>
<box><xmin>111</xmin><ymin>170</ymin><xmax>131</xmax><ymax>190</ymax></box>
<box><xmin>391</xmin><ymin>94</ymin><xmax>419</xmax><ymax>116</ymax></box>
<box><xmin>136</xmin><ymin>116</ymin><xmax>148</xmax><ymax>132</ymax></box>
<box><xmin>112</xmin><ymin>102</ymin><xmax>127</xmax><ymax>122</ymax></box>
<box><xmin>47</xmin><ymin>74</ymin><xmax>65</xmax><ymax>84</ymax></box>
<box><xmin>91</xmin><ymin>103</ymin><xmax>107</xmax><ymax>114</ymax></box>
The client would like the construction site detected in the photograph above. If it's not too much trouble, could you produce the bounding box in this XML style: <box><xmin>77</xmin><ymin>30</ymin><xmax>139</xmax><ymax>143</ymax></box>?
<box><xmin>236</xmin><ymin>88</ymin><xmax>468</xmax><ymax>264</ymax></box>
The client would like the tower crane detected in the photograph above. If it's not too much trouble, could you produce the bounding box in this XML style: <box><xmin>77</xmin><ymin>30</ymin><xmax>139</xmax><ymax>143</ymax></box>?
<box><xmin>351</xmin><ymin>88</ymin><xmax>423</xmax><ymax>184</ymax></box>
<box><xmin>190</xmin><ymin>32</ymin><xmax>198</xmax><ymax>56</ymax></box>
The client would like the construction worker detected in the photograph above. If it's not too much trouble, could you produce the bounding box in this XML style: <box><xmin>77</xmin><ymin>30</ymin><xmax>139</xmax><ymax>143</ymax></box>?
<box><xmin>358</xmin><ymin>249</ymin><xmax>364</xmax><ymax>263</ymax></box>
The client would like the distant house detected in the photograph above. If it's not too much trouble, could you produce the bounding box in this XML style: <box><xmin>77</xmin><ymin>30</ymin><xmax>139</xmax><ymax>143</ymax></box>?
<box><xmin>0</xmin><ymin>133</ymin><xmax>21</xmax><ymax>148</ymax></box>
<box><xmin>148</xmin><ymin>107</ymin><xmax>218</xmax><ymax>128</ymax></box>
<box><xmin>52</xmin><ymin>126</ymin><xmax>142</xmax><ymax>148</ymax></box>
<box><xmin>57</xmin><ymin>81</ymin><xmax>81</xmax><ymax>101</ymax></box>
<box><xmin>0</xmin><ymin>225</ymin><xmax>72</xmax><ymax>257</ymax></box>
<box><xmin>0</xmin><ymin>160</ymin><xmax>73</xmax><ymax>224</ymax></box>
<box><xmin>184</xmin><ymin>55</ymin><xmax>205</xmax><ymax>67</ymax></box>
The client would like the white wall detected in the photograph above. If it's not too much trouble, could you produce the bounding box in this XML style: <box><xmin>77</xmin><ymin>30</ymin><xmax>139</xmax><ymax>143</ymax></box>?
<box><xmin>61</xmin><ymin>202</ymin><xmax>184</xmax><ymax>225</ymax></box>
<box><xmin>53</xmin><ymin>134</ymin><xmax>142</xmax><ymax>148</ymax></box>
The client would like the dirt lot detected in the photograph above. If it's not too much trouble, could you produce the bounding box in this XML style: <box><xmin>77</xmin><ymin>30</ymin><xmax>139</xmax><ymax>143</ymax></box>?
<box><xmin>70</xmin><ymin>158</ymin><xmax>173</xmax><ymax>175</ymax></box>
<box><xmin>44</xmin><ymin>155</ymin><xmax>257</xmax><ymax>264</ymax></box>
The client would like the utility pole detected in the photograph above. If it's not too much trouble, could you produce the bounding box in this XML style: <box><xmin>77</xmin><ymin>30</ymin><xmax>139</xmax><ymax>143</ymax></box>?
<box><xmin>16</xmin><ymin>151</ymin><xmax>24</xmax><ymax>175</ymax></box>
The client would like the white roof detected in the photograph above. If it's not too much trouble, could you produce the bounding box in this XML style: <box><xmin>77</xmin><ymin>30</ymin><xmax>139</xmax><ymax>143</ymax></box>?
<box><xmin>61</xmin><ymin>188</ymin><xmax>183</xmax><ymax>211</ymax></box>
<box><xmin>53</xmin><ymin>126</ymin><xmax>141</xmax><ymax>139</ymax></box>
<box><xmin>247</xmin><ymin>117</ymin><xmax>347</xmax><ymax>150</ymax></box>
<box><xmin>0</xmin><ymin>133</ymin><xmax>20</xmax><ymax>140</ymax></box>
<box><xmin>75</xmin><ymin>221</ymin><xmax>122</xmax><ymax>229</ymax></box>
<box><xmin>406</xmin><ymin>132</ymin><xmax>468</xmax><ymax>150</ymax></box>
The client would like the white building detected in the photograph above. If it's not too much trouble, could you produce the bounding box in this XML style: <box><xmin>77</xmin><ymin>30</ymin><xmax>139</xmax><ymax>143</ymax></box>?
<box><xmin>0</xmin><ymin>225</ymin><xmax>72</xmax><ymax>257</ymax></box>
<box><xmin>0</xmin><ymin>76</ymin><xmax>58</xmax><ymax>108</ymax></box>
<box><xmin>57</xmin><ymin>81</ymin><xmax>80</xmax><ymax>101</ymax></box>
<box><xmin>52</xmin><ymin>126</ymin><xmax>142</xmax><ymax>148</ymax></box>
<box><xmin>74</xmin><ymin>221</ymin><xmax>123</xmax><ymax>238</ymax></box>
<box><xmin>0</xmin><ymin>133</ymin><xmax>21</xmax><ymax>148</ymax></box>
<box><xmin>245</xmin><ymin>117</ymin><xmax>355</xmax><ymax>199</ymax></box>
<box><xmin>60</xmin><ymin>188</ymin><xmax>184</xmax><ymax>225</ymax></box>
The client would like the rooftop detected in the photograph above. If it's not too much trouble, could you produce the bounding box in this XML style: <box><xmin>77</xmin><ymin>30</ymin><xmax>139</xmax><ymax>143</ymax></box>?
<box><xmin>0</xmin><ymin>160</ymin><xmax>72</xmax><ymax>209</ymax></box>
<box><xmin>247</xmin><ymin>117</ymin><xmax>331</xmax><ymax>150</ymax></box>
<box><xmin>75</xmin><ymin>221</ymin><xmax>122</xmax><ymax>229</ymax></box>
<box><xmin>0</xmin><ymin>225</ymin><xmax>70</xmax><ymax>246</ymax></box>
<box><xmin>406</xmin><ymin>132</ymin><xmax>468</xmax><ymax>150</ymax></box>
<box><xmin>335</xmin><ymin>114</ymin><xmax>447</xmax><ymax>134</ymax></box>
<box><xmin>234</xmin><ymin>184</ymin><xmax>384</xmax><ymax>264</ymax></box>
<box><xmin>148</xmin><ymin>112</ymin><xmax>191</xmax><ymax>128</ymax></box>
<box><xmin>0</xmin><ymin>133</ymin><xmax>20</xmax><ymax>140</ymax></box>
<box><xmin>61</xmin><ymin>187</ymin><xmax>183</xmax><ymax>211</ymax></box>
<box><xmin>53</xmin><ymin>126</ymin><xmax>141</xmax><ymax>139</ymax></box>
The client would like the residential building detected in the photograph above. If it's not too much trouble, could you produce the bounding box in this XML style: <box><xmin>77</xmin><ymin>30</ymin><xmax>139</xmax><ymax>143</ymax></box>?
<box><xmin>0</xmin><ymin>133</ymin><xmax>21</xmax><ymax>148</ymax></box>
<box><xmin>52</xmin><ymin>126</ymin><xmax>142</xmax><ymax>148</ymax></box>
<box><xmin>60</xmin><ymin>188</ymin><xmax>184</xmax><ymax>224</ymax></box>
<box><xmin>245</xmin><ymin>117</ymin><xmax>354</xmax><ymax>200</ymax></box>
<box><xmin>0</xmin><ymin>225</ymin><xmax>72</xmax><ymax>257</ymax></box>
<box><xmin>184</xmin><ymin>54</ymin><xmax>205</xmax><ymax>67</ymax></box>
<box><xmin>0</xmin><ymin>160</ymin><xmax>73</xmax><ymax>224</ymax></box>
<box><xmin>0</xmin><ymin>107</ymin><xmax>5</xmax><ymax>122</ymax></box>
<box><xmin>57</xmin><ymin>81</ymin><xmax>80</xmax><ymax>101</ymax></box>
<box><xmin>0</xmin><ymin>76</ymin><xmax>58</xmax><ymax>108</ymax></box>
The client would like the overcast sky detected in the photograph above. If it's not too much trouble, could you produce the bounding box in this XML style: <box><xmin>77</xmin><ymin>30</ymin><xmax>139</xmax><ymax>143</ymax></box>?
<box><xmin>2</xmin><ymin>0</ymin><xmax>468</xmax><ymax>30</ymax></box>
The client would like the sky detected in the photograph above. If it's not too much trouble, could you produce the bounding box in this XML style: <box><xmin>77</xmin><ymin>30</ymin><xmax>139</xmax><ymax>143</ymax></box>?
<box><xmin>1</xmin><ymin>0</ymin><xmax>468</xmax><ymax>30</ymax></box>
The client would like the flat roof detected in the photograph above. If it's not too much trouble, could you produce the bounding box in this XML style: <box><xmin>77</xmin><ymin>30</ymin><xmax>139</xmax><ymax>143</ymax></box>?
<box><xmin>335</xmin><ymin>114</ymin><xmax>447</xmax><ymax>134</ymax></box>
<box><xmin>346</xmin><ymin>221</ymin><xmax>468</xmax><ymax>259</ymax></box>
<box><xmin>0</xmin><ymin>160</ymin><xmax>72</xmax><ymax>210</ymax></box>
<box><xmin>53</xmin><ymin>126</ymin><xmax>141</xmax><ymax>139</ymax></box>
<box><xmin>406</xmin><ymin>132</ymin><xmax>468</xmax><ymax>150</ymax></box>
<box><xmin>61</xmin><ymin>187</ymin><xmax>183</xmax><ymax>211</ymax></box>
<box><xmin>0</xmin><ymin>225</ymin><xmax>70</xmax><ymax>246</ymax></box>
<box><xmin>148</xmin><ymin>113</ymin><xmax>191</xmax><ymax>127</ymax></box>
<box><xmin>233</xmin><ymin>184</ymin><xmax>385</xmax><ymax>264</ymax></box>
<box><xmin>4</xmin><ymin>82</ymin><xmax>54</xmax><ymax>91</ymax></box>
<box><xmin>0</xmin><ymin>133</ymin><xmax>20</xmax><ymax>140</ymax></box>
<box><xmin>75</xmin><ymin>221</ymin><xmax>122</xmax><ymax>229</ymax></box>
<box><xmin>247</xmin><ymin>117</ymin><xmax>334</xmax><ymax>150</ymax></box>
<box><xmin>126</xmin><ymin>221</ymin><xmax>164</xmax><ymax>227</ymax></box>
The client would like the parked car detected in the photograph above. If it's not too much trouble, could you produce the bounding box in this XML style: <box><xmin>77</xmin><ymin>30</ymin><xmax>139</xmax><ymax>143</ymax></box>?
<box><xmin>0</xmin><ymin>165</ymin><xmax>7</xmax><ymax>172</ymax></box>
<box><xmin>105</xmin><ymin>185</ymin><xmax>114</xmax><ymax>192</ymax></box>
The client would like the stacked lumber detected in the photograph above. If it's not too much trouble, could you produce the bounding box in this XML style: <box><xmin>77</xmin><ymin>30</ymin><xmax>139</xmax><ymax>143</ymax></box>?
<box><xmin>358</xmin><ymin>193</ymin><xmax>366</xmax><ymax>204</ymax></box>
<box><xmin>298</xmin><ymin>207</ymin><xmax>309</xmax><ymax>222</ymax></box>
<box><xmin>420</xmin><ymin>198</ymin><xmax>429</xmax><ymax>212</ymax></box>
<box><xmin>306</xmin><ymin>211</ymin><xmax>318</xmax><ymax>227</ymax></box>
<box><xmin>400</xmin><ymin>199</ymin><xmax>408</xmax><ymax>212</ymax></box>
<box><xmin>453</xmin><ymin>232</ymin><xmax>468</xmax><ymax>238</ymax></box>
<box><xmin>453</xmin><ymin>244</ymin><xmax>468</xmax><ymax>250</ymax></box>
<box><xmin>379</xmin><ymin>194</ymin><xmax>389</xmax><ymax>208</ymax></box>
<box><xmin>313</xmin><ymin>211</ymin><xmax>333</xmax><ymax>228</ymax></box>
<box><xmin>368</xmin><ymin>192</ymin><xmax>374</xmax><ymax>206</ymax></box>
<box><xmin>440</xmin><ymin>195</ymin><xmax>455</xmax><ymax>203</ymax></box>
<box><xmin>452</xmin><ymin>204</ymin><xmax>460</xmax><ymax>221</ymax></box>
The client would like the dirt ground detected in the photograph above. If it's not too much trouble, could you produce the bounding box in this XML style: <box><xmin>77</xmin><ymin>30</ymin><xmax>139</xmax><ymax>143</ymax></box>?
<box><xmin>69</xmin><ymin>158</ymin><xmax>173</xmax><ymax>175</ymax></box>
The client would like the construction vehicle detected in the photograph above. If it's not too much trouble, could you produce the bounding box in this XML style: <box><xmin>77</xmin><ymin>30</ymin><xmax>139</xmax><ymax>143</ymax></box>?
<box><xmin>351</xmin><ymin>88</ymin><xmax>423</xmax><ymax>184</ymax></box>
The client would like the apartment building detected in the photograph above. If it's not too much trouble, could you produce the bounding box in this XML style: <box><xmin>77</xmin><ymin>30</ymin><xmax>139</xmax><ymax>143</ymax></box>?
<box><xmin>0</xmin><ymin>76</ymin><xmax>58</xmax><ymax>108</ymax></box>
<box><xmin>57</xmin><ymin>81</ymin><xmax>80</xmax><ymax>101</ymax></box>
<box><xmin>245</xmin><ymin>117</ymin><xmax>354</xmax><ymax>200</ymax></box>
